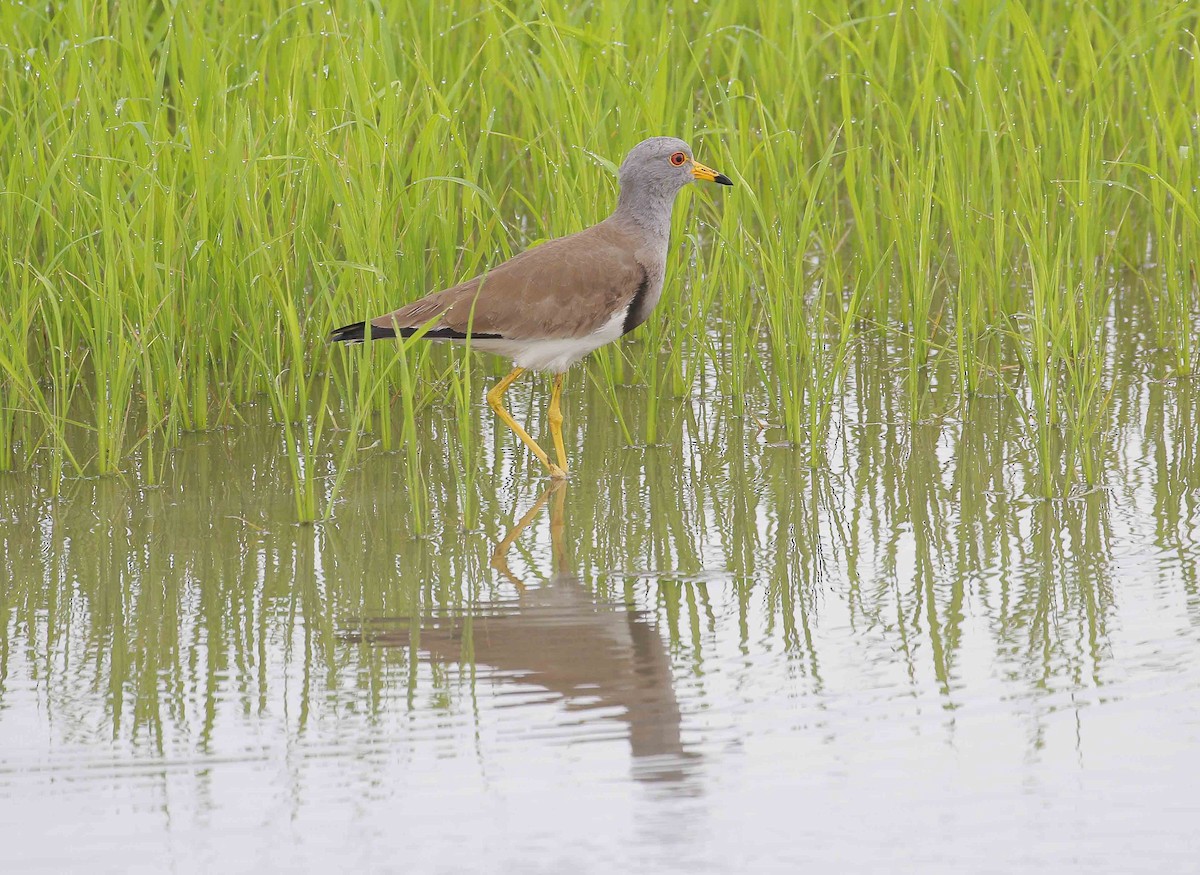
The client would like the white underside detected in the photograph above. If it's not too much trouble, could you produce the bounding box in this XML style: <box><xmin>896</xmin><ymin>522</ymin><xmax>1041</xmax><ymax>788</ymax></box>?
<box><xmin>467</xmin><ymin>308</ymin><xmax>628</xmax><ymax>374</ymax></box>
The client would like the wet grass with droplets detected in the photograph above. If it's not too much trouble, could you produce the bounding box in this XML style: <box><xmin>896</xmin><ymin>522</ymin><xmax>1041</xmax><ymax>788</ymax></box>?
<box><xmin>2</xmin><ymin>0</ymin><xmax>1198</xmax><ymax>514</ymax></box>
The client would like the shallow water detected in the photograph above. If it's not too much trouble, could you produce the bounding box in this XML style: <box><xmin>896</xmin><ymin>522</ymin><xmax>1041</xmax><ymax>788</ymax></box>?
<box><xmin>2</xmin><ymin>343</ymin><xmax>1200</xmax><ymax>873</ymax></box>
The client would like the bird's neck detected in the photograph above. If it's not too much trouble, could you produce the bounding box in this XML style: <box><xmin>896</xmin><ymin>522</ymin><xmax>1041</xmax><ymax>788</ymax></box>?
<box><xmin>611</xmin><ymin>184</ymin><xmax>678</xmax><ymax>240</ymax></box>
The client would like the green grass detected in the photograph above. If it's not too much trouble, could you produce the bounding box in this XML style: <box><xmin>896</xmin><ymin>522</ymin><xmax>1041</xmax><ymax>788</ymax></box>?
<box><xmin>2</xmin><ymin>0</ymin><xmax>1199</xmax><ymax>511</ymax></box>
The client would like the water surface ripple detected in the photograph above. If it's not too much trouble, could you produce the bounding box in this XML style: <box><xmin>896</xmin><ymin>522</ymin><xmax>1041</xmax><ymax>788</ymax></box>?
<box><xmin>1</xmin><ymin>348</ymin><xmax>1199</xmax><ymax>873</ymax></box>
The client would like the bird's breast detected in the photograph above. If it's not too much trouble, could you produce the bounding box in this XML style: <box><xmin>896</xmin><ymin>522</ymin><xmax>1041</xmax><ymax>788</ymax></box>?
<box><xmin>622</xmin><ymin>261</ymin><xmax>666</xmax><ymax>335</ymax></box>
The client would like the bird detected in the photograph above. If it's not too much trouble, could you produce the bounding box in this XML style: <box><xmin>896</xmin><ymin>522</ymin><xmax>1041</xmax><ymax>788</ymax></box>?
<box><xmin>329</xmin><ymin>136</ymin><xmax>733</xmax><ymax>479</ymax></box>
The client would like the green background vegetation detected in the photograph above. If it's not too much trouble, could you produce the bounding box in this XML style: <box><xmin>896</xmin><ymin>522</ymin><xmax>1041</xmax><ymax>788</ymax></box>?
<box><xmin>2</xmin><ymin>0</ymin><xmax>1198</xmax><ymax>518</ymax></box>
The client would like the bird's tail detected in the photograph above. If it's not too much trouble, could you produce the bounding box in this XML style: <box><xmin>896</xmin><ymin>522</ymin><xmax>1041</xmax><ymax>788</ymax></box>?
<box><xmin>328</xmin><ymin>321</ymin><xmax>397</xmax><ymax>343</ymax></box>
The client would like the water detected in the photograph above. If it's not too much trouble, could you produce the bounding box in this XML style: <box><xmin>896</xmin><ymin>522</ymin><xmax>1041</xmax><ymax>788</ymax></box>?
<box><xmin>2</xmin><ymin>342</ymin><xmax>1200</xmax><ymax>873</ymax></box>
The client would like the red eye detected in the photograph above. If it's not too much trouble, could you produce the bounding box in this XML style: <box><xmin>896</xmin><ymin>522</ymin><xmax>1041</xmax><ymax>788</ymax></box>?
<box><xmin>669</xmin><ymin>151</ymin><xmax>687</xmax><ymax>166</ymax></box>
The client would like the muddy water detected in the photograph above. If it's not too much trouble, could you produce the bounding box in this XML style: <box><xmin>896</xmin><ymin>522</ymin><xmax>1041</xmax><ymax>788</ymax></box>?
<box><xmin>1</xmin><ymin>343</ymin><xmax>1199</xmax><ymax>873</ymax></box>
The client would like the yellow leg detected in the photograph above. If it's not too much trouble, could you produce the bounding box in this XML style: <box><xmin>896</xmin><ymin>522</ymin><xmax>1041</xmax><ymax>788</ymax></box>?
<box><xmin>547</xmin><ymin>374</ymin><xmax>569</xmax><ymax>477</ymax></box>
<box><xmin>486</xmin><ymin>367</ymin><xmax>566</xmax><ymax>478</ymax></box>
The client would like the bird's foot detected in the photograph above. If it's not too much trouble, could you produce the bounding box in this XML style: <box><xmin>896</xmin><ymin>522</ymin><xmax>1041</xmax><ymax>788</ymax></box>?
<box><xmin>548</xmin><ymin>463</ymin><xmax>569</xmax><ymax>480</ymax></box>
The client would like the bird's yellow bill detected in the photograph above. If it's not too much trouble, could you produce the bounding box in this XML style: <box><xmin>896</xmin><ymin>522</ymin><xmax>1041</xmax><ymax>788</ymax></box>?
<box><xmin>691</xmin><ymin>159</ymin><xmax>734</xmax><ymax>186</ymax></box>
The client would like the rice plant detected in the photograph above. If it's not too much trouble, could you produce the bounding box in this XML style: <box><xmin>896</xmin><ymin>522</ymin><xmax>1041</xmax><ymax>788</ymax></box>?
<box><xmin>2</xmin><ymin>0</ymin><xmax>1199</xmax><ymax>512</ymax></box>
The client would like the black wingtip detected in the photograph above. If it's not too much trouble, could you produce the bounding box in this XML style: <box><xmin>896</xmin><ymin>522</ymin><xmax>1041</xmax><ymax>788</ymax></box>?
<box><xmin>328</xmin><ymin>321</ymin><xmax>397</xmax><ymax>343</ymax></box>
<box><xmin>329</xmin><ymin>320</ymin><xmax>504</xmax><ymax>344</ymax></box>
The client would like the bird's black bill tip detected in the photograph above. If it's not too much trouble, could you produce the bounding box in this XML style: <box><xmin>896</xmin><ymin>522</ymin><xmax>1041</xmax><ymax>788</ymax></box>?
<box><xmin>714</xmin><ymin>173</ymin><xmax>734</xmax><ymax>186</ymax></box>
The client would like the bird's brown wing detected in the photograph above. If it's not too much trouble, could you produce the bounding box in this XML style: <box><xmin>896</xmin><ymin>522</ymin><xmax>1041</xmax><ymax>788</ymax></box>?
<box><xmin>370</xmin><ymin>223</ymin><xmax>646</xmax><ymax>341</ymax></box>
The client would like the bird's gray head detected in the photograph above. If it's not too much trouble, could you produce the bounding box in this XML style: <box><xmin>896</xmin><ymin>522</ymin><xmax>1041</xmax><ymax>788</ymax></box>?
<box><xmin>611</xmin><ymin>137</ymin><xmax>732</xmax><ymax>232</ymax></box>
<box><xmin>617</xmin><ymin>136</ymin><xmax>733</xmax><ymax>197</ymax></box>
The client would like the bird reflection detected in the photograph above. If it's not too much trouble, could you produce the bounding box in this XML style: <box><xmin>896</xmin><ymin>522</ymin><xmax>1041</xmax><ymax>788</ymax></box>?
<box><xmin>367</xmin><ymin>483</ymin><xmax>696</xmax><ymax>788</ymax></box>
